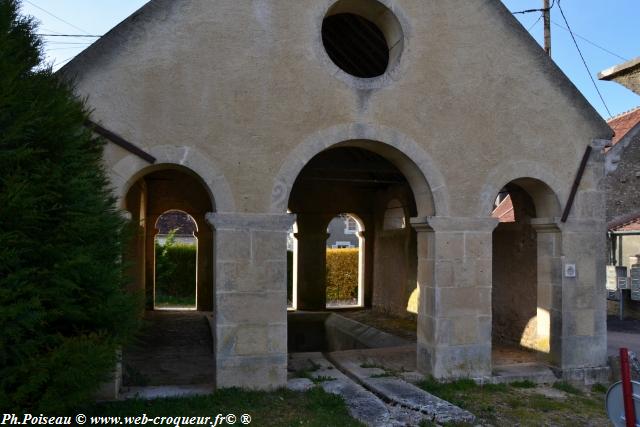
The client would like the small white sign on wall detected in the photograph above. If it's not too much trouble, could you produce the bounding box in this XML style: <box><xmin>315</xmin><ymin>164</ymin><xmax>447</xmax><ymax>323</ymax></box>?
<box><xmin>564</xmin><ymin>263</ymin><xmax>577</xmax><ymax>278</ymax></box>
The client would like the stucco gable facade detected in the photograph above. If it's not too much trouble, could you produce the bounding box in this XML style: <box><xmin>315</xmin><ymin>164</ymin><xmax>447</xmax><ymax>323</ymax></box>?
<box><xmin>63</xmin><ymin>0</ymin><xmax>612</xmax><ymax>391</ymax></box>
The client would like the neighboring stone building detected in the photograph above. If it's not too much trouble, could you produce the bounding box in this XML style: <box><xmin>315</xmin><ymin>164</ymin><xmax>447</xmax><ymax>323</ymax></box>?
<box><xmin>604</xmin><ymin>108</ymin><xmax>640</xmax><ymax>256</ymax></box>
<box><xmin>62</xmin><ymin>0</ymin><xmax>613</xmax><ymax>392</ymax></box>
<box><xmin>599</xmin><ymin>57</ymin><xmax>640</xmax><ymax>97</ymax></box>
<box><xmin>599</xmin><ymin>55</ymin><xmax>640</xmax><ymax>270</ymax></box>
<box><xmin>599</xmin><ymin>58</ymin><xmax>640</xmax><ymax>316</ymax></box>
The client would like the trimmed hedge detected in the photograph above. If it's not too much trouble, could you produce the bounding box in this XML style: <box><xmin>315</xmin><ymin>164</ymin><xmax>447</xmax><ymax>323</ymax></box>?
<box><xmin>326</xmin><ymin>248</ymin><xmax>359</xmax><ymax>302</ymax></box>
<box><xmin>155</xmin><ymin>238</ymin><xmax>197</xmax><ymax>306</ymax></box>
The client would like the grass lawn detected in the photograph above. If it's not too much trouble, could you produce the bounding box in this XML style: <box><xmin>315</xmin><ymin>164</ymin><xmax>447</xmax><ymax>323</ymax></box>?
<box><xmin>418</xmin><ymin>378</ymin><xmax>610</xmax><ymax>427</ymax></box>
<box><xmin>87</xmin><ymin>388</ymin><xmax>363</xmax><ymax>427</ymax></box>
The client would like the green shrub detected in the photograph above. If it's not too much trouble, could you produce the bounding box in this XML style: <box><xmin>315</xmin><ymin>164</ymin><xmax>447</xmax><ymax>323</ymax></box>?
<box><xmin>0</xmin><ymin>0</ymin><xmax>139</xmax><ymax>411</ymax></box>
<box><xmin>155</xmin><ymin>231</ymin><xmax>197</xmax><ymax>306</ymax></box>
<box><xmin>326</xmin><ymin>248</ymin><xmax>359</xmax><ymax>301</ymax></box>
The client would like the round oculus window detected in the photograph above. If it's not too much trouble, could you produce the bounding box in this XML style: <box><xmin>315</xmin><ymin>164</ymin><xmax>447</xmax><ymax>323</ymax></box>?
<box><xmin>321</xmin><ymin>0</ymin><xmax>404</xmax><ymax>79</ymax></box>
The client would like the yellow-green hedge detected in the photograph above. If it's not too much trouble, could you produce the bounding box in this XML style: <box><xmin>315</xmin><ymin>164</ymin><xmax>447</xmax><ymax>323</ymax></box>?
<box><xmin>326</xmin><ymin>248</ymin><xmax>359</xmax><ymax>301</ymax></box>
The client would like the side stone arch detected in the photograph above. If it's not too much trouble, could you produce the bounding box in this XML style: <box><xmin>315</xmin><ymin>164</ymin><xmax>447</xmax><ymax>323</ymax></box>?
<box><xmin>109</xmin><ymin>145</ymin><xmax>236</xmax><ymax>213</ymax></box>
<box><xmin>477</xmin><ymin>159</ymin><xmax>565</xmax><ymax>219</ymax></box>
<box><xmin>269</xmin><ymin>123</ymin><xmax>450</xmax><ymax>217</ymax></box>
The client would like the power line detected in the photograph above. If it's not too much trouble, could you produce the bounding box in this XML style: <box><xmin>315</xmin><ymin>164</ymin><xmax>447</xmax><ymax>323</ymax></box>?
<box><xmin>513</xmin><ymin>0</ymin><xmax>555</xmax><ymax>15</ymax></box>
<box><xmin>557</xmin><ymin>0</ymin><xmax>612</xmax><ymax>118</ymax></box>
<box><xmin>52</xmin><ymin>53</ymin><xmax>78</xmax><ymax>69</ymax></box>
<box><xmin>47</xmin><ymin>46</ymin><xmax>91</xmax><ymax>52</ymax></box>
<box><xmin>38</xmin><ymin>34</ymin><xmax>102</xmax><ymax>38</ymax></box>
<box><xmin>24</xmin><ymin>0</ymin><xmax>91</xmax><ymax>35</ymax></box>
<box><xmin>44</xmin><ymin>42</ymin><xmax>93</xmax><ymax>46</ymax></box>
<box><xmin>550</xmin><ymin>21</ymin><xmax>628</xmax><ymax>62</ymax></box>
<box><xmin>528</xmin><ymin>13</ymin><xmax>543</xmax><ymax>32</ymax></box>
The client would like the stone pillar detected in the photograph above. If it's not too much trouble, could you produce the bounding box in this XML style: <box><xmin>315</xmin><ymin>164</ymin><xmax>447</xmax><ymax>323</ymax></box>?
<box><xmin>145</xmin><ymin>214</ymin><xmax>158</xmax><ymax>310</ymax></box>
<box><xmin>294</xmin><ymin>214</ymin><xmax>331</xmax><ymax>311</ymax></box>
<box><xmin>357</xmin><ymin>230</ymin><xmax>367</xmax><ymax>306</ymax></box>
<box><xmin>557</xmin><ymin>218</ymin><xmax>608</xmax><ymax>371</ymax></box>
<box><xmin>553</xmin><ymin>139</ymin><xmax>608</xmax><ymax>378</ymax></box>
<box><xmin>206</xmin><ymin>212</ymin><xmax>295</xmax><ymax>390</ymax></box>
<box><xmin>361</xmin><ymin>225</ymin><xmax>374</xmax><ymax>308</ymax></box>
<box><xmin>411</xmin><ymin>216</ymin><xmax>498</xmax><ymax>380</ymax></box>
<box><xmin>193</xmin><ymin>215</ymin><xmax>214</xmax><ymax>312</ymax></box>
<box><xmin>95</xmin><ymin>350</ymin><xmax>123</xmax><ymax>401</ymax></box>
<box><xmin>530</xmin><ymin>219</ymin><xmax>563</xmax><ymax>365</ymax></box>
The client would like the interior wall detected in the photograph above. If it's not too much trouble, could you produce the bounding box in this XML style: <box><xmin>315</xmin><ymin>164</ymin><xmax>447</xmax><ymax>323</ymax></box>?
<box><xmin>492</xmin><ymin>184</ymin><xmax>539</xmax><ymax>349</ymax></box>
<box><xmin>492</xmin><ymin>222</ymin><xmax>537</xmax><ymax>346</ymax></box>
<box><xmin>371</xmin><ymin>186</ymin><xmax>417</xmax><ymax>318</ymax></box>
<box><xmin>288</xmin><ymin>147</ymin><xmax>419</xmax><ymax>313</ymax></box>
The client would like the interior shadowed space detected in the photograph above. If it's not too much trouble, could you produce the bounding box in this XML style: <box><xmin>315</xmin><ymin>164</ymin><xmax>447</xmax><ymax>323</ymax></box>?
<box><xmin>286</xmin><ymin>145</ymin><xmax>419</xmax><ymax>353</ymax></box>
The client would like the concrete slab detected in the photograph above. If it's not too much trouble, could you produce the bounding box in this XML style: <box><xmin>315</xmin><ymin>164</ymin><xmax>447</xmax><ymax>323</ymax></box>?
<box><xmin>119</xmin><ymin>384</ymin><xmax>214</xmax><ymax>400</ymax></box>
<box><xmin>327</xmin><ymin>352</ymin><xmax>475</xmax><ymax>424</ymax></box>
<box><xmin>287</xmin><ymin>378</ymin><xmax>314</xmax><ymax>392</ymax></box>
<box><xmin>289</xmin><ymin>352</ymin><xmax>394</xmax><ymax>426</ymax></box>
<box><xmin>328</xmin><ymin>345</ymin><xmax>418</xmax><ymax>372</ymax></box>
<box><xmin>490</xmin><ymin>362</ymin><xmax>558</xmax><ymax>384</ymax></box>
<box><xmin>363</xmin><ymin>377</ymin><xmax>475</xmax><ymax>425</ymax></box>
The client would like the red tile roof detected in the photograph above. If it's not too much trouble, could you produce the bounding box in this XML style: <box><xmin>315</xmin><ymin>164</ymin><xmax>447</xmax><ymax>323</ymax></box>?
<box><xmin>610</xmin><ymin>211</ymin><xmax>640</xmax><ymax>232</ymax></box>
<box><xmin>612</xmin><ymin>218</ymin><xmax>640</xmax><ymax>232</ymax></box>
<box><xmin>491</xmin><ymin>195</ymin><xmax>515</xmax><ymax>223</ymax></box>
<box><xmin>608</xmin><ymin>106</ymin><xmax>640</xmax><ymax>147</ymax></box>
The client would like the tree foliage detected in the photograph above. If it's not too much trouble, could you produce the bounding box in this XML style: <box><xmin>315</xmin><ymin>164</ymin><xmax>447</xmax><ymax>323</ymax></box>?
<box><xmin>0</xmin><ymin>0</ymin><xmax>139</xmax><ymax>411</ymax></box>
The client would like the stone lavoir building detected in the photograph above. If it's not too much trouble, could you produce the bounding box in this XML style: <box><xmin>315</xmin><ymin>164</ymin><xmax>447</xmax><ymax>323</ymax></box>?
<box><xmin>62</xmin><ymin>0</ymin><xmax>613</xmax><ymax>392</ymax></box>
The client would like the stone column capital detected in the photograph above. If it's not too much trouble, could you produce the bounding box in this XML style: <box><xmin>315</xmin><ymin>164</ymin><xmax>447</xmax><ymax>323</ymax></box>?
<box><xmin>530</xmin><ymin>217</ymin><xmax>566</xmax><ymax>233</ymax></box>
<box><xmin>205</xmin><ymin>212</ymin><xmax>295</xmax><ymax>232</ymax></box>
<box><xmin>530</xmin><ymin>218</ymin><xmax>561</xmax><ymax>233</ymax></box>
<box><xmin>119</xmin><ymin>209</ymin><xmax>133</xmax><ymax>221</ymax></box>
<box><xmin>294</xmin><ymin>231</ymin><xmax>330</xmax><ymax>241</ymax></box>
<box><xmin>410</xmin><ymin>216</ymin><xmax>499</xmax><ymax>233</ymax></box>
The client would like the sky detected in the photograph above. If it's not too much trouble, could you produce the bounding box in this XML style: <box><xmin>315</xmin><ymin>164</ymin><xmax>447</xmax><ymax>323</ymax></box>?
<box><xmin>19</xmin><ymin>0</ymin><xmax>640</xmax><ymax>120</ymax></box>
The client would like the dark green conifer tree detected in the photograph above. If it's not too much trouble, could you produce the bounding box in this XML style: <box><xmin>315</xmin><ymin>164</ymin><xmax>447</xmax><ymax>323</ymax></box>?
<box><xmin>0</xmin><ymin>0</ymin><xmax>139</xmax><ymax>412</ymax></box>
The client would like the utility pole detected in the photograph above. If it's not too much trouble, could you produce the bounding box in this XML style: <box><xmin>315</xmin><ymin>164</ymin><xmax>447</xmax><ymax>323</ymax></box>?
<box><xmin>543</xmin><ymin>0</ymin><xmax>551</xmax><ymax>56</ymax></box>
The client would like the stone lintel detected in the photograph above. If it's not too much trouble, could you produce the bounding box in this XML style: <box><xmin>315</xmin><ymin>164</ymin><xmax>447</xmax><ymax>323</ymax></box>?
<box><xmin>206</xmin><ymin>212</ymin><xmax>295</xmax><ymax>232</ymax></box>
<box><xmin>119</xmin><ymin>209</ymin><xmax>133</xmax><ymax>221</ymax></box>
<box><xmin>530</xmin><ymin>217</ymin><xmax>561</xmax><ymax>233</ymax></box>
<box><xmin>410</xmin><ymin>216</ymin><xmax>499</xmax><ymax>233</ymax></box>
<box><xmin>294</xmin><ymin>231</ymin><xmax>330</xmax><ymax>240</ymax></box>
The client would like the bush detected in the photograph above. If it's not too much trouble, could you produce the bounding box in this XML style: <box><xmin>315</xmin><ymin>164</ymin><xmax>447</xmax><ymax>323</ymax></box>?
<box><xmin>326</xmin><ymin>248</ymin><xmax>359</xmax><ymax>302</ymax></box>
<box><xmin>0</xmin><ymin>0</ymin><xmax>139</xmax><ymax>411</ymax></box>
<box><xmin>155</xmin><ymin>232</ymin><xmax>197</xmax><ymax>306</ymax></box>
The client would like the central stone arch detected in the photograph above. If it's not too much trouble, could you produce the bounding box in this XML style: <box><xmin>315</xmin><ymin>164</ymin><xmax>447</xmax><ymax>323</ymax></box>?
<box><xmin>275</xmin><ymin>123</ymin><xmax>451</xmax><ymax>379</ymax></box>
<box><xmin>270</xmin><ymin>123</ymin><xmax>449</xmax><ymax>217</ymax></box>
